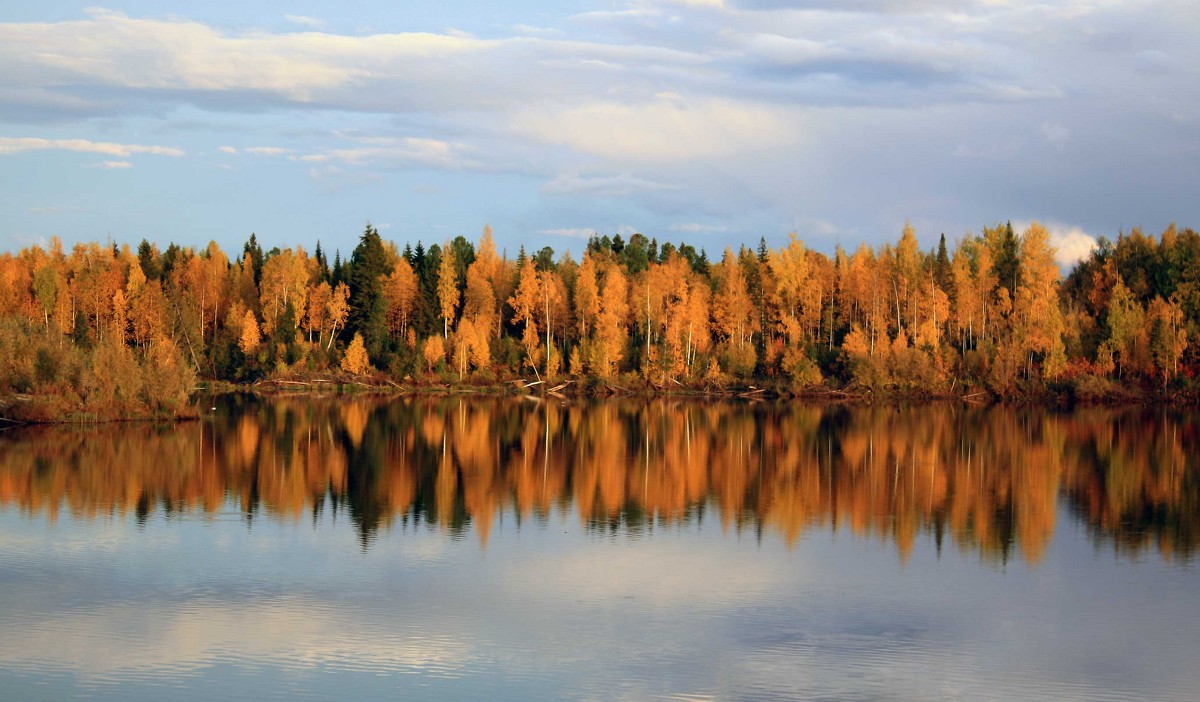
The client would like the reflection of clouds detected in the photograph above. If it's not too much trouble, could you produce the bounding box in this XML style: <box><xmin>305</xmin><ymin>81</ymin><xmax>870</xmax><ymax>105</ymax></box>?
<box><xmin>507</xmin><ymin>538</ymin><xmax>794</xmax><ymax>606</ymax></box>
<box><xmin>0</xmin><ymin>505</ymin><xmax>1197</xmax><ymax>701</ymax></box>
<box><xmin>0</xmin><ymin>597</ymin><xmax>471</xmax><ymax>681</ymax></box>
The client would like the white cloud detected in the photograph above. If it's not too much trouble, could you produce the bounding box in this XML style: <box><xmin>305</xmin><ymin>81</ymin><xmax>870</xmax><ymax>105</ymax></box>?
<box><xmin>516</xmin><ymin>98</ymin><xmax>797</xmax><ymax>162</ymax></box>
<box><xmin>0</xmin><ymin>137</ymin><xmax>184</xmax><ymax>157</ymax></box>
<box><xmin>92</xmin><ymin>160</ymin><xmax>132</xmax><ymax>169</ymax></box>
<box><xmin>295</xmin><ymin>137</ymin><xmax>468</xmax><ymax>170</ymax></box>
<box><xmin>539</xmin><ymin>227</ymin><xmax>599</xmax><ymax>239</ymax></box>
<box><xmin>543</xmin><ymin>172</ymin><xmax>676</xmax><ymax>197</ymax></box>
<box><xmin>1014</xmin><ymin>220</ymin><xmax>1098</xmax><ymax>269</ymax></box>
<box><xmin>1047</xmin><ymin>225</ymin><xmax>1097</xmax><ymax>269</ymax></box>
<box><xmin>669</xmin><ymin>222</ymin><xmax>729</xmax><ymax>233</ymax></box>
<box><xmin>217</xmin><ymin>145</ymin><xmax>238</xmax><ymax>155</ymax></box>
<box><xmin>245</xmin><ymin>146</ymin><xmax>290</xmax><ymax>156</ymax></box>
<box><xmin>665</xmin><ymin>0</ymin><xmax>726</xmax><ymax>8</ymax></box>
<box><xmin>0</xmin><ymin>3</ymin><xmax>1196</xmax><ymax>246</ymax></box>
<box><xmin>0</xmin><ymin>9</ymin><xmax>493</xmax><ymax>103</ymax></box>
<box><xmin>284</xmin><ymin>14</ymin><xmax>326</xmax><ymax>30</ymax></box>
<box><xmin>511</xmin><ymin>24</ymin><xmax>562</xmax><ymax>36</ymax></box>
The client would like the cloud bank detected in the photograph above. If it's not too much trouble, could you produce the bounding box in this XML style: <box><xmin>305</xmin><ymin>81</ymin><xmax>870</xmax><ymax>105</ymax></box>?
<box><xmin>0</xmin><ymin>1</ymin><xmax>1196</xmax><ymax>251</ymax></box>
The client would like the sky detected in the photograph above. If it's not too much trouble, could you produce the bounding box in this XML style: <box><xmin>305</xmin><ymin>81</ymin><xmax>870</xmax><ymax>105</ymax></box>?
<box><xmin>1</xmin><ymin>0</ymin><xmax>1197</xmax><ymax>265</ymax></box>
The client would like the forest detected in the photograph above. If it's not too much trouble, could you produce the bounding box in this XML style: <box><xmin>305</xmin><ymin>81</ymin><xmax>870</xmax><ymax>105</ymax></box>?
<box><xmin>0</xmin><ymin>220</ymin><xmax>1197</xmax><ymax>419</ymax></box>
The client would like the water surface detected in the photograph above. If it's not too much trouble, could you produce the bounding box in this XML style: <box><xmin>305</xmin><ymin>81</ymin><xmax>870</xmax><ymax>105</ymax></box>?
<box><xmin>1</xmin><ymin>396</ymin><xmax>1197</xmax><ymax>700</ymax></box>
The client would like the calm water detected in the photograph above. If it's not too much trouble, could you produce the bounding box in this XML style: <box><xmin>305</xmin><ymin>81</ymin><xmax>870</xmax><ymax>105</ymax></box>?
<box><xmin>0</xmin><ymin>396</ymin><xmax>1198</xmax><ymax>701</ymax></box>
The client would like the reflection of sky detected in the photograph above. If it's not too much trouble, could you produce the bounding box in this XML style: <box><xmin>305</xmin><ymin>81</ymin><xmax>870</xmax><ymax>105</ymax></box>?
<box><xmin>1</xmin><ymin>500</ymin><xmax>1198</xmax><ymax>701</ymax></box>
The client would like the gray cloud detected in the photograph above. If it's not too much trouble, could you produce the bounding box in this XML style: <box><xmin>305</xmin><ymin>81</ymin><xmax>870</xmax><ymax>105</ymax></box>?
<box><xmin>0</xmin><ymin>1</ymin><xmax>1196</xmax><ymax>250</ymax></box>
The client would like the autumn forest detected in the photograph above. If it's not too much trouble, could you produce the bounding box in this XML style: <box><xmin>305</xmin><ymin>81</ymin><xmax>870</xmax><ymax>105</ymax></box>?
<box><xmin>1</xmin><ymin>221</ymin><xmax>1197</xmax><ymax>419</ymax></box>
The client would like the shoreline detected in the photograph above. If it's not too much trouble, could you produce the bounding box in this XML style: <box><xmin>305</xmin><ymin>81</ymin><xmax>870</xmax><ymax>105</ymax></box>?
<box><xmin>2</xmin><ymin>375</ymin><xmax>1195</xmax><ymax>425</ymax></box>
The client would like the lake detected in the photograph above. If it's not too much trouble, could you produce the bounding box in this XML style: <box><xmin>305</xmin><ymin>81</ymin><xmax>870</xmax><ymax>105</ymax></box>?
<box><xmin>0</xmin><ymin>395</ymin><xmax>1197</xmax><ymax>701</ymax></box>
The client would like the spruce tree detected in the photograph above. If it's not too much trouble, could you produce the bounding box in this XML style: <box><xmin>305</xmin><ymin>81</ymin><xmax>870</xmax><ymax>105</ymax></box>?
<box><xmin>995</xmin><ymin>221</ymin><xmax>1021</xmax><ymax>297</ymax></box>
<box><xmin>347</xmin><ymin>224</ymin><xmax>390</xmax><ymax>361</ymax></box>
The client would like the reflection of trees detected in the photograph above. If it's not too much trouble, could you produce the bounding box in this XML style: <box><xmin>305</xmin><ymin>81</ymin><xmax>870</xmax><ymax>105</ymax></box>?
<box><xmin>0</xmin><ymin>398</ymin><xmax>1196</xmax><ymax>563</ymax></box>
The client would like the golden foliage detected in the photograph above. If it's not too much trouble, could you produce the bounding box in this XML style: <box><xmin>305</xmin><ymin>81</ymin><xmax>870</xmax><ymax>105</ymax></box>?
<box><xmin>239</xmin><ymin>310</ymin><xmax>261</xmax><ymax>354</ymax></box>
<box><xmin>422</xmin><ymin>335</ymin><xmax>446</xmax><ymax>373</ymax></box>
<box><xmin>341</xmin><ymin>332</ymin><xmax>371</xmax><ymax>375</ymax></box>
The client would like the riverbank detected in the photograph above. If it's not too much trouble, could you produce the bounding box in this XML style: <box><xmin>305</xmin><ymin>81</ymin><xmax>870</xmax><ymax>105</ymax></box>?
<box><xmin>3</xmin><ymin>371</ymin><xmax>1194</xmax><ymax>424</ymax></box>
<box><xmin>210</xmin><ymin>371</ymin><xmax>1198</xmax><ymax>407</ymax></box>
<box><xmin>0</xmin><ymin>393</ymin><xmax>200</xmax><ymax>424</ymax></box>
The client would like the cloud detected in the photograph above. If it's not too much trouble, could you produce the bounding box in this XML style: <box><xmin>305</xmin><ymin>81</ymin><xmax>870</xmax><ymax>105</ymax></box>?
<box><xmin>1046</xmin><ymin>224</ymin><xmax>1097</xmax><ymax>269</ymax></box>
<box><xmin>0</xmin><ymin>9</ymin><xmax>494</xmax><ymax>108</ymax></box>
<box><xmin>284</xmin><ymin>14</ymin><xmax>326</xmax><ymax>30</ymax></box>
<box><xmin>295</xmin><ymin>137</ymin><xmax>470</xmax><ymax>170</ymax></box>
<box><xmin>669</xmin><ymin>222</ymin><xmax>729</xmax><ymax>233</ymax></box>
<box><xmin>538</xmin><ymin>227</ymin><xmax>599</xmax><ymax>239</ymax></box>
<box><xmin>1013</xmin><ymin>220</ymin><xmax>1097</xmax><ymax>269</ymax></box>
<box><xmin>517</xmin><ymin>98</ymin><xmax>797</xmax><ymax>162</ymax></box>
<box><xmin>0</xmin><ymin>3</ymin><xmax>1196</xmax><ymax>249</ymax></box>
<box><xmin>0</xmin><ymin>137</ymin><xmax>184</xmax><ymax>157</ymax></box>
<box><xmin>511</xmin><ymin>24</ymin><xmax>562</xmax><ymax>36</ymax></box>
<box><xmin>542</xmin><ymin>173</ymin><xmax>677</xmax><ymax>197</ymax></box>
<box><xmin>245</xmin><ymin>146</ymin><xmax>290</xmax><ymax>156</ymax></box>
<box><xmin>92</xmin><ymin>160</ymin><xmax>132</xmax><ymax>169</ymax></box>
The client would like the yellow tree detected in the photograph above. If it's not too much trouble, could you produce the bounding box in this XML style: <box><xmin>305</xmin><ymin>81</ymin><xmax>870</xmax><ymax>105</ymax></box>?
<box><xmin>508</xmin><ymin>260</ymin><xmax>543</xmax><ymax>372</ymax></box>
<box><xmin>1015</xmin><ymin>222</ymin><xmax>1066</xmax><ymax>378</ymax></box>
<box><xmin>130</xmin><ymin>279</ymin><xmax>169</xmax><ymax>350</ymax></box>
<box><xmin>951</xmin><ymin>237</ymin><xmax>978</xmax><ymax>351</ymax></box>
<box><xmin>593</xmin><ymin>264</ymin><xmax>628</xmax><ymax>378</ymax></box>
<box><xmin>111</xmin><ymin>288</ymin><xmax>129</xmax><ymax>344</ymax></box>
<box><xmin>893</xmin><ymin>222</ymin><xmax>923</xmax><ymax>334</ymax></box>
<box><xmin>575</xmin><ymin>252</ymin><xmax>600</xmax><ymax>340</ymax></box>
<box><xmin>305</xmin><ymin>281</ymin><xmax>331</xmax><ymax>345</ymax></box>
<box><xmin>710</xmin><ymin>247</ymin><xmax>758</xmax><ymax>374</ymax></box>
<box><xmin>422</xmin><ymin>335</ymin><xmax>445</xmax><ymax>373</ymax></box>
<box><xmin>1147</xmin><ymin>296</ymin><xmax>1188</xmax><ymax>382</ymax></box>
<box><xmin>454</xmin><ymin>252</ymin><xmax>498</xmax><ymax>377</ymax></box>
<box><xmin>259</xmin><ymin>247</ymin><xmax>309</xmax><ymax>337</ymax></box>
<box><xmin>768</xmin><ymin>235</ymin><xmax>820</xmax><ymax>379</ymax></box>
<box><xmin>1101</xmin><ymin>278</ymin><xmax>1146</xmax><ymax>379</ymax></box>
<box><xmin>658</xmin><ymin>256</ymin><xmax>694</xmax><ymax>378</ymax></box>
<box><xmin>842</xmin><ymin>244</ymin><xmax>879</xmax><ymax>353</ymax></box>
<box><xmin>341</xmin><ymin>332</ymin><xmax>371</xmax><ymax>375</ymax></box>
<box><xmin>452</xmin><ymin>317</ymin><xmax>491</xmax><ymax>378</ymax></box>
<box><xmin>325</xmin><ymin>282</ymin><xmax>350</xmax><ymax>350</ymax></box>
<box><xmin>710</xmin><ymin>246</ymin><xmax>748</xmax><ymax>348</ymax></box>
<box><xmin>437</xmin><ymin>241</ymin><xmax>459</xmax><ymax>338</ymax></box>
<box><xmin>805</xmin><ymin>248</ymin><xmax>834</xmax><ymax>344</ymax></box>
<box><xmin>184</xmin><ymin>241</ymin><xmax>229</xmax><ymax>344</ymax></box>
<box><xmin>539</xmin><ymin>268</ymin><xmax>569</xmax><ymax>378</ymax></box>
<box><xmin>683</xmin><ymin>276</ymin><xmax>711</xmax><ymax>376</ymax></box>
<box><xmin>473</xmin><ymin>225</ymin><xmax>506</xmax><ymax>339</ymax></box>
<box><xmin>383</xmin><ymin>258</ymin><xmax>419</xmax><ymax>344</ymax></box>
<box><xmin>239</xmin><ymin>309</ymin><xmax>261</xmax><ymax>355</ymax></box>
<box><xmin>769</xmin><ymin>233</ymin><xmax>830</xmax><ymax>351</ymax></box>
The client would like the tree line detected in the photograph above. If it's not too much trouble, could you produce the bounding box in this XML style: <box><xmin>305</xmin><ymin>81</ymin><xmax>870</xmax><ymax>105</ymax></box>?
<box><xmin>0</xmin><ymin>220</ymin><xmax>1197</xmax><ymax>414</ymax></box>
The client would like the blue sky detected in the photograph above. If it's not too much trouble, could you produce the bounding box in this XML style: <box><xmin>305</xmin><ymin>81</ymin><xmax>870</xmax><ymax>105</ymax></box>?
<box><xmin>1</xmin><ymin>1</ymin><xmax>1197</xmax><ymax>264</ymax></box>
